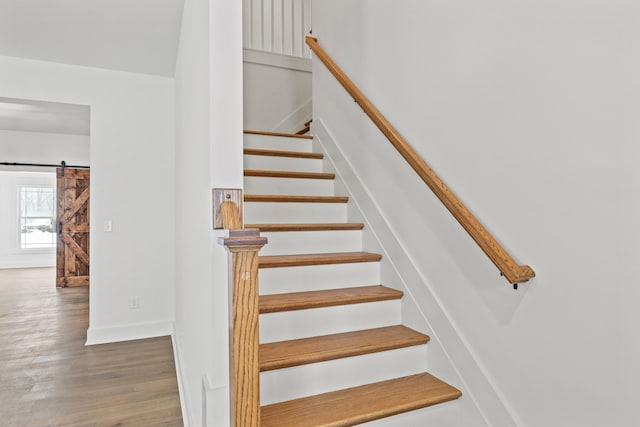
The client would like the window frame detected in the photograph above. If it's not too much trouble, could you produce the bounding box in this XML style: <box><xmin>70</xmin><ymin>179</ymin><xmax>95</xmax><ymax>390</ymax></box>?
<box><xmin>17</xmin><ymin>185</ymin><xmax>57</xmax><ymax>251</ymax></box>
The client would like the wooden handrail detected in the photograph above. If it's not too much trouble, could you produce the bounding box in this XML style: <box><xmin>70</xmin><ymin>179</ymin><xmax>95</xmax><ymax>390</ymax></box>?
<box><xmin>306</xmin><ymin>36</ymin><xmax>535</xmax><ymax>285</ymax></box>
<box><xmin>219</xmin><ymin>200</ymin><xmax>267</xmax><ymax>426</ymax></box>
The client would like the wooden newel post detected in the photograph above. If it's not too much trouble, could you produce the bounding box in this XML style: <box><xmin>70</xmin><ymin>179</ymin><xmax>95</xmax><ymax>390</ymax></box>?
<box><xmin>221</xmin><ymin>229</ymin><xmax>267</xmax><ymax>427</ymax></box>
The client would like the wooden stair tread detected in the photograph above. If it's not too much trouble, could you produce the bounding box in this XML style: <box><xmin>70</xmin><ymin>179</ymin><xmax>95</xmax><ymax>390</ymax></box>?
<box><xmin>244</xmin><ymin>169</ymin><xmax>335</xmax><ymax>180</ymax></box>
<box><xmin>295</xmin><ymin>120</ymin><xmax>312</xmax><ymax>135</ymax></box>
<box><xmin>260</xmin><ymin>325</ymin><xmax>429</xmax><ymax>371</ymax></box>
<box><xmin>244</xmin><ymin>129</ymin><xmax>313</xmax><ymax>140</ymax></box>
<box><xmin>260</xmin><ymin>372</ymin><xmax>462</xmax><ymax>426</ymax></box>
<box><xmin>259</xmin><ymin>252</ymin><xmax>382</xmax><ymax>268</ymax></box>
<box><xmin>245</xmin><ymin>223</ymin><xmax>364</xmax><ymax>232</ymax></box>
<box><xmin>245</xmin><ymin>194</ymin><xmax>348</xmax><ymax>203</ymax></box>
<box><xmin>244</xmin><ymin>148</ymin><xmax>323</xmax><ymax>159</ymax></box>
<box><xmin>259</xmin><ymin>285</ymin><xmax>403</xmax><ymax>314</ymax></box>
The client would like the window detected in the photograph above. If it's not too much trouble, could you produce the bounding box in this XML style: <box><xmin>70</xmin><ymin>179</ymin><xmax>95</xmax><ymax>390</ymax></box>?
<box><xmin>19</xmin><ymin>186</ymin><xmax>56</xmax><ymax>249</ymax></box>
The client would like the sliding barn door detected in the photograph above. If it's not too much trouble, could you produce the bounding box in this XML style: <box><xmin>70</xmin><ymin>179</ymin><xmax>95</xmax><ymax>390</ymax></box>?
<box><xmin>56</xmin><ymin>168</ymin><xmax>90</xmax><ymax>287</ymax></box>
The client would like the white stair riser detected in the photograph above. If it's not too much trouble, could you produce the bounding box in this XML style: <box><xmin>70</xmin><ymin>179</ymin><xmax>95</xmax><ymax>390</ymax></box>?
<box><xmin>244</xmin><ymin>155</ymin><xmax>323</xmax><ymax>173</ymax></box>
<box><xmin>258</xmin><ymin>230</ymin><xmax>362</xmax><ymax>256</ymax></box>
<box><xmin>259</xmin><ymin>262</ymin><xmax>380</xmax><ymax>295</ymax></box>
<box><xmin>260</xmin><ymin>345</ymin><xmax>428</xmax><ymax>405</ymax></box>
<box><xmin>260</xmin><ymin>300</ymin><xmax>401</xmax><ymax>343</ymax></box>
<box><xmin>245</xmin><ymin>202</ymin><xmax>347</xmax><ymax>223</ymax></box>
<box><xmin>244</xmin><ymin>134</ymin><xmax>313</xmax><ymax>152</ymax></box>
<box><xmin>244</xmin><ymin>176</ymin><xmax>334</xmax><ymax>196</ymax></box>
<box><xmin>360</xmin><ymin>400</ymin><xmax>460</xmax><ymax>427</ymax></box>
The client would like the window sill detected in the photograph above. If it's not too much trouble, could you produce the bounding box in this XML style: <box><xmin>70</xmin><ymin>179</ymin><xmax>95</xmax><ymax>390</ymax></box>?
<box><xmin>14</xmin><ymin>248</ymin><xmax>56</xmax><ymax>255</ymax></box>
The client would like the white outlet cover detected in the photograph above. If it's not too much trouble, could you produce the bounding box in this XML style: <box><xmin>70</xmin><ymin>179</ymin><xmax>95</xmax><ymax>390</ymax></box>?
<box><xmin>129</xmin><ymin>296</ymin><xmax>139</xmax><ymax>309</ymax></box>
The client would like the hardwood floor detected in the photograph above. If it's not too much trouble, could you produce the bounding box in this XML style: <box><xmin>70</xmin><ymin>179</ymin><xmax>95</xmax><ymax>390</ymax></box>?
<box><xmin>0</xmin><ymin>268</ymin><xmax>183</xmax><ymax>427</ymax></box>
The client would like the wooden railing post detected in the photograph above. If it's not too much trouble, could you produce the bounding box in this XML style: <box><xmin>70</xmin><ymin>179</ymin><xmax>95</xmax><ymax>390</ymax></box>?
<box><xmin>219</xmin><ymin>200</ymin><xmax>267</xmax><ymax>426</ymax></box>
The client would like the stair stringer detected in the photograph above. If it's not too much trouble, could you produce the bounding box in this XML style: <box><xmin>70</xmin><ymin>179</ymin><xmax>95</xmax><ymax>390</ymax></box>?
<box><xmin>313</xmin><ymin>117</ymin><xmax>519</xmax><ymax>427</ymax></box>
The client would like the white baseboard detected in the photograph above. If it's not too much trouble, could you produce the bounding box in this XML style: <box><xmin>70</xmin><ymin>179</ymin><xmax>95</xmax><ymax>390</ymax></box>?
<box><xmin>271</xmin><ymin>98</ymin><xmax>312</xmax><ymax>134</ymax></box>
<box><xmin>172</xmin><ymin>332</ymin><xmax>191</xmax><ymax>427</ymax></box>
<box><xmin>314</xmin><ymin>118</ymin><xmax>518</xmax><ymax>427</ymax></box>
<box><xmin>85</xmin><ymin>320</ymin><xmax>173</xmax><ymax>345</ymax></box>
<box><xmin>202</xmin><ymin>375</ymin><xmax>230</xmax><ymax>427</ymax></box>
<box><xmin>0</xmin><ymin>263</ymin><xmax>55</xmax><ymax>269</ymax></box>
<box><xmin>243</xmin><ymin>48</ymin><xmax>311</xmax><ymax>72</ymax></box>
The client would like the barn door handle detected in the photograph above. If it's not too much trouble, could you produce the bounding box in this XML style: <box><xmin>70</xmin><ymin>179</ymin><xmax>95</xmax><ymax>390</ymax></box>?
<box><xmin>58</xmin><ymin>222</ymin><xmax>63</xmax><ymax>236</ymax></box>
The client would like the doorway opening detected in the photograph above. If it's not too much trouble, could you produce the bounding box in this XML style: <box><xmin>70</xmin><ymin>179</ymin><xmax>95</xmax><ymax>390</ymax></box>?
<box><xmin>0</xmin><ymin>97</ymin><xmax>90</xmax><ymax>286</ymax></box>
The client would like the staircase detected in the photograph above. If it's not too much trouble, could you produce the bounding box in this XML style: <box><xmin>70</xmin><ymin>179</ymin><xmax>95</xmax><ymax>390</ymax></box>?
<box><xmin>242</xmin><ymin>130</ymin><xmax>462</xmax><ymax>426</ymax></box>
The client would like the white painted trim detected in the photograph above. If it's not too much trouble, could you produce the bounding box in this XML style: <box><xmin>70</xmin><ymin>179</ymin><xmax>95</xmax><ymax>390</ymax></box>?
<box><xmin>85</xmin><ymin>320</ymin><xmax>173</xmax><ymax>345</ymax></box>
<box><xmin>202</xmin><ymin>375</ymin><xmax>230</xmax><ymax>427</ymax></box>
<box><xmin>243</xmin><ymin>48</ymin><xmax>311</xmax><ymax>72</ymax></box>
<box><xmin>271</xmin><ymin>97</ymin><xmax>312</xmax><ymax>134</ymax></box>
<box><xmin>172</xmin><ymin>332</ymin><xmax>191</xmax><ymax>427</ymax></box>
<box><xmin>314</xmin><ymin>118</ymin><xmax>518</xmax><ymax>427</ymax></box>
<box><xmin>0</xmin><ymin>264</ymin><xmax>55</xmax><ymax>270</ymax></box>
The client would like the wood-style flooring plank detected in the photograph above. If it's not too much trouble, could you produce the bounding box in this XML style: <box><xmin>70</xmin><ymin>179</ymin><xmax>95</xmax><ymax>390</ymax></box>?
<box><xmin>0</xmin><ymin>268</ymin><xmax>183</xmax><ymax>427</ymax></box>
<box><xmin>243</xmin><ymin>148</ymin><xmax>323</xmax><ymax>159</ymax></box>
<box><xmin>261</xmin><ymin>372</ymin><xmax>462</xmax><ymax>426</ymax></box>
<box><xmin>245</xmin><ymin>194</ymin><xmax>348</xmax><ymax>203</ymax></box>
<box><xmin>245</xmin><ymin>223</ymin><xmax>365</xmax><ymax>232</ymax></box>
<box><xmin>259</xmin><ymin>252</ymin><xmax>382</xmax><ymax>268</ymax></box>
<box><xmin>260</xmin><ymin>325</ymin><xmax>429</xmax><ymax>371</ymax></box>
<box><xmin>244</xmin><ymin>129</ymin><xmax>313</xmax><ymax>139</ymax></box>
<box><xmin>259</xmin><ymin>285</ymin><xmax>403</xmax><ymax>313</ymax></box>
<box><xmin>244</xmin><ymin>169</ymin><xmax>335</xmax><ymax>180</ymax></box>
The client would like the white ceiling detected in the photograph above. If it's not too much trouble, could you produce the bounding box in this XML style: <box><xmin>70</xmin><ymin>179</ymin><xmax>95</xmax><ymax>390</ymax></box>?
<box><xmin>0</xmin><ymin>0</ymin><xmax>184</xmax><ymax>77</ymax></box>
<box><xmin>0</xmin><ymin>0</ymin><xmax>184</xmax><ymax>134</ymax></box>
<box><xmin>0</xmin><ymin>97</ymin><xmax>90</xmax><ymax>135</ymax></box>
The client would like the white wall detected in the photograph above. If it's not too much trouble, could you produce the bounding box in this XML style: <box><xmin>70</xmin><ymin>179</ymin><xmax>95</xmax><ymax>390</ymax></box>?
<box><xmin>0</xmin><ymin>129</ymin><xmax>89</xmax><ymax>167</ymax></box>
<box><xmin>0</xmin><ymin>56</ymin><xmax>176</xmax><ymax>345</ymax></box>
<box><xmin>243</xmin><ymin>53</ymin><xmax>311</xmax><ymax>132</ymax></box>
<box><xmin>173</xmin><ymin>0</ymin><xmax>244</xmax><ymax>425</ymax></box>
<box><xmin>243</xmin><ymin>0</ymin><xmax>312</xmax><ymax>58</ymax></box>
<box><xmin>313</xmin><ymin>1</ymin><xmax>639</xmax><ymax>426</ymax></box>
<box><xmin>0</xmin><ymin>171</ymin><xmax>56</xmax><ymax>268</ymax></box>
<box><xmin>173</xmin><ymin>0</ymin><xmax>216</xmax><ymax>424</ymax></box>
